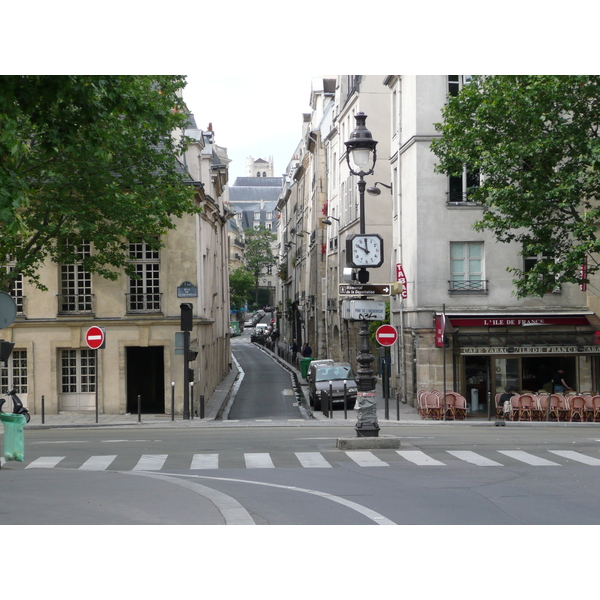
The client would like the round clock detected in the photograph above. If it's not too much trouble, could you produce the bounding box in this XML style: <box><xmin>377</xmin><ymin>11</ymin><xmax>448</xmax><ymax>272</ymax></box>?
<box><xmin>346</xmin><ymin>234</ymin><xmax>384</xmax><ymax>268</ymax></box>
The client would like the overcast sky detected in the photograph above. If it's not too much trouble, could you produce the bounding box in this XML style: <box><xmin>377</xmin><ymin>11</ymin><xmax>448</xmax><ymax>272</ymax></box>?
<box><xmin>182</xmin><ymin>73</ymin><xmax>315</xmax><ymax>181</ymax></box>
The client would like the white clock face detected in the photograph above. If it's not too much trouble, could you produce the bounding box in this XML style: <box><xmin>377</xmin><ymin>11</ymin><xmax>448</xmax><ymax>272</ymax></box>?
<box><xmin>351</xmin><ymin>235</ymin><xmax>382</xmax><ymax>266</ymax></box>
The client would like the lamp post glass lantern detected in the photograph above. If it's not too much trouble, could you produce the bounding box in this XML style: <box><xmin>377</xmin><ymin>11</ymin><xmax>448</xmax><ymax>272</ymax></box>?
<box><xmin>345</xmin><ymin>112</ymin><xmax>380</xmax><ymax>437</ymax></box>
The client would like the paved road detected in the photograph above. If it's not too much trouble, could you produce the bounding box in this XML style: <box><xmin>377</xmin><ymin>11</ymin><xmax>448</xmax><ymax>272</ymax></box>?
<box><xmin>227</xmin><ymin>334</ymin><xmax>304</xmax><ymax>420</ymax></box>
<box><xmin>4</xmin><ymin>424</ymin><xmax>600</xmax><ymax>525</ymax></box>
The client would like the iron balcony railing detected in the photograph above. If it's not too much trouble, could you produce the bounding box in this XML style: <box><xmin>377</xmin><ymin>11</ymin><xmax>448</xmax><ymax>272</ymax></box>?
<box><xmin>448</xmin><ymin>280</ymin><xmax>488</xmax><ymax>293</ymax></box>
<box><xmin>126</xmin><ymin>293</ymin><xmax>162</xmax><ymax>313</ymax></box>
<box><xmin>57</xmin><ymin>294</ymin><xmax>95</xmax><ymax>315</ymax></box>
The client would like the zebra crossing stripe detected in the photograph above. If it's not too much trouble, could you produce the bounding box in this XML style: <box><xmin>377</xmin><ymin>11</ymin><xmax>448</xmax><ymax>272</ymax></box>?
<box><xmin>446</xmin><ymin>450</ymin><xmax>503</xmax><ymax>466</ymax></box>
<box><xmin>132</xmin><ymin>454</ymin><xmax>168</xmax><ymax>471</ymax></box>
<box><xmin>79</xmin><ymin>455</ymin><xmax>117</xmax><ymax>471</ymax></box>
<box><xmin>548</xmin><ymin>450</ymin><xmax>600</xmax><ymax>465</ymax></box>
<box><xmin>244</xmin><ymin>453</ymin><xmax>275</xmax><ymax>468</ymax></box>
<box><xmin>396</xmin><ymin>450</ymin><xmax>446</xmax><ymax>466</ymax></box>
<box><xmin>295</xmin><ymin>452</ymin><xmax>332</xmax><ymax>468</ymax></box>
<box><xmin>191</xmin><ymin>454</ymin><xmax>219</xmax><ymax>470</ymax></box>
<box><xmin>346</xmin><ymin>451</ymin><xmax>389</xmax><ymax>467</ymax></box>
<box><xmin>498</xmin><ymin>450</ymin><xmax>560</xmax><ymax>466</ymax></box>
<box><xmin>25</xmin><ymin>456</ymin><xmax>66</xmax><ymax>469</ymax></box>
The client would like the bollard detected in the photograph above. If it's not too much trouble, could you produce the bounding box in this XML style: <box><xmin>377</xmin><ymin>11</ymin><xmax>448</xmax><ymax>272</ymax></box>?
<box><xmin>328</xmin><ymin>381</ymin><xmax>333</xmax><ymax>419</ymax></box>
<box><xmin>190</xmin><ymin>382</ymin><xmax>194</xmax><ymax>419</ymax></box>
<box><xmin>343</xmin><ymin>380</ymin><xmax>348</xmax><ymax>420</ymax></box>
<box><xmin>171</xmin><ymin>382</ymin><xmax>175</xmax><ymax>421</ymax></box>
<box><xmin>396</xmin><ymin>392</ymin><xmax>400</xmax><ymax>421</ymax></box>
<box><xmin>200</xmin><ymin>394</ymin><xmax>205</xmax><ymax>419</ymax></box>
<box><xmin>137</xmin><ymin>394</ymin><xmax>141</xmax><ymax>423</ymax></box>
<box><xmin>41</xmin><ymin>394</ymin><xmax>45</xmax><ymax>425</ymax></box>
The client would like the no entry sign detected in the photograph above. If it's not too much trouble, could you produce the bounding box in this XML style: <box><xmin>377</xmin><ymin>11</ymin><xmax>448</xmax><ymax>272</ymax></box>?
<box><xmin>85</xmin><ymin>326</ymin><xmax>105</xmax><ymax>350</ymax></box>
<box><xmin>375</xmin><ymin>324</ymin><xmax>398</xmax><ymax>346</ymax></box>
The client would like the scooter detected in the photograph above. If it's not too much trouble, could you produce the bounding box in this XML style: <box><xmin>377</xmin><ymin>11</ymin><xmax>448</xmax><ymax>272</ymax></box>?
<box><xmin>0</xmin><ymin>389</ymin><xmax>31</xmax><ymax>423</ymax></box>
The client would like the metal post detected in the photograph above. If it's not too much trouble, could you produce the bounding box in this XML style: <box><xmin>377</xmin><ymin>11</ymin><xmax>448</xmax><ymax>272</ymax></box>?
<box><xmin>343</xmin><ymin>380</ymin><xmax>347</xmax><ymax>420</ymax></box>
<box><xmin>183</xmin><ymin>330</ymin><xmax>190</xmax><ymax>419</ymax></box>
<box><xmin>546</xmin><ymin>391</ymin><xmax>551</xmax><ymax>421</ymax></box>
<box><xmin>190</xmin><ymin>382</ymin><xmax>194</xmax><ymax>419</ymax></box>
<box><xmin>137</xmin><ymin>394</ymin><xmax>141</xmax><ymax>423</ymax></box>
<box><xmin>200</xmin><ymin>394</ymin><xmax>205</xmax><ymax>419</ymax></box>
<box><xmin>329</xmin><ymin>380</ymin><xmax>333</xmax><ymax>419</ymax></box>
<box><xmin>95</xmin><ymin>348</ymin><xmax>99</xmax><ymax>424</ymax></box>
<box><xmin>41</xmin><ymin>395</ymin><xmax>45</xmax><ymax>425</ymax></box>
<box><xmin>171</xmin><ymin>382</ymin><xmax>175</xmax><ymax>421</ymax></box>
<box><xmin>384</xmin><ymin>356</ymin><xmax>389</xmax><ymax>420</ymax></box>
<box><xmin>396</xmin><ymin>392</ymin><xmax>400</xmax><ymax>421</ymax></box>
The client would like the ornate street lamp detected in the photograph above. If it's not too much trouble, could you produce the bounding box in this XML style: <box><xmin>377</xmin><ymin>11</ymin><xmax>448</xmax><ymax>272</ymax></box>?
<box><xmin>344</xmin><ymin>112</ymin><xmax>380</xmax><ymax>437</ymax></box>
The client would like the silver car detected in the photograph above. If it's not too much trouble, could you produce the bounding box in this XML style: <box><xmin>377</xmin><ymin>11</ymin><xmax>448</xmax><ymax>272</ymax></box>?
<box><xmin>308</xmin><ymin>362</ymin><xmax>357</xmax><ymax>410</ymax></box>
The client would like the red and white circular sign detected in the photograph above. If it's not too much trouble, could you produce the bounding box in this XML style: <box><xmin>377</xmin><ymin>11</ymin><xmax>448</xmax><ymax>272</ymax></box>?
<box><xmin>375</xmin><ymin>324</ymin><xmax>398</xmax><ymax>346</ymax></box>
<box><xmin>85</xmin><ymin>326</ymin><xmax>105</xmax><ymax>350</ymax></box>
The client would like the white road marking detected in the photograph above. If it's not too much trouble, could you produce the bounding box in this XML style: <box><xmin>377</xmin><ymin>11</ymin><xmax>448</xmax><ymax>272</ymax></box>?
<box><xmin>396</xmin><ymin>450</ymin><xmax>446</xmax><ymax>466</ymax></box>
<box><xmin>132</xmin><ymin>454</ymin><xmax>168</xmax><ymax>471</ymax></box>
<box><xmin>244</xmin><ymin>453</ymin><xmax>275</xmax><ymax>468</ymax></box>
<box><xmin>498</xmin><ymin>450</ymin><xmax>560</xmax><ymax>466</ymax></box>
<box><xmin>447</xmin><ymin>450</ymin><xmax>504</xmax><ymax>466</ymax></box>
<box><xmin>295</xmin><ymin>452</ymin><xmax>332</xmax><ymax>468</ymax></box>
<box><xmin>191</xmin><ymin>454</ymin><xmax>219</xmax><ymax>469</ymax></box>
<box><xmin>26</xmin><ymin>456</ymin><xmax>65</xmax><ymax>469</ymax></box>
<box><xmin>79</xmin><ymin>455</ymin><xmax>117</xmax><ymax>471</ymax></box>
<box><xmin>346</xmin><ymin>451</ymin><xmax>389</xmax><ymax>467</ymax></box>
<box><xmin>549</xmin><ymin>450</ymin><xmax>600</xmax><ymax>465</ymax></box>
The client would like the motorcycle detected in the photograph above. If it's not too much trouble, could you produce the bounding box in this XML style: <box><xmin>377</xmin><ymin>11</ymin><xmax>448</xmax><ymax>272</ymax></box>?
<box><xmin>0</xmin><ymin>389</ymin><xmax>31</xmax><ymax>423</ymax></box>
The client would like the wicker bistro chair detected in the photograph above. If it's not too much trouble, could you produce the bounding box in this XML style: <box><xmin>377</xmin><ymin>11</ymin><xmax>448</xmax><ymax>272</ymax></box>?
<box><xmin>423</xmin><ymin>393</ymin><xmax>441</xmax><ymax>420</ymax></box>
<box><xmin>585</xmin><ymin>396</ymin><xmax>600</xmax><ymax>422</ymax></box>
<box><xmin>569</xmin><ymin>396</ymin><xmax>586</xmax><ymax>422</ymax></box>
<box><xmin>442</xmin><ymin>394</ymin><xmax>457</xmax><ymax>420</ymax></box>
<box><xmin>538</xmin><ymin>394</ymin><xmax>560</xmax><ymax>421</ymax></box>
<box><xmin>453</xmin><ymin>394</ymin><xmax>467</xmax><ymax>420</ymax></box>
<box><xmin>495</xmin><ymin>393</ymin><xmax>505</xmax><ymax>419</ymax></box>
<box><xmin>506</xmin><ymin>395</ymin><xmax>520</xmax><ymax>421</ymax></box>
<box><xmin>556</xmin><ymin>395</ymin><xmax>570</xmax><ymax>421</ymax></box>
<box><xmin>417</xmin><ymin>390</ymin><xmax>428</xmax><ymax>418</ymax></box>
<box><xmin>518</xmin><ymin>394</ymin><xmax>535</xmax><ymax>421</ymax></box>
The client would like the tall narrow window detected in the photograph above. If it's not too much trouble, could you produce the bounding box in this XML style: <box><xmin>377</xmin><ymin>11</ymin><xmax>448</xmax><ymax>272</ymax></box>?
<box><xmin>127</xmin><ymin>240</ymin><xmax>161</xmax><ymax>312</ymax></box>
<box><xmin>59</xmin><ymin>240</ymin><xmax>92</xmax><ymax>313</ymax></box>
<box><xmin>1</xmin><ymin>350</ymin><xmax>28</xmax><ymax>394</ymax></box>
<box><xmin>448</xmin><ymin>166</ymin><xmax>480</xmax><ymax>204</ymax></box>
<box><xmin>450</xmin><ymin>242</ymin><xmax>484</xmax><ymax>292</ymax></box>
<box><xmin>448</xmin><ymin>75</ymin><xmax>472</xmax><ymax>97</ymax></box>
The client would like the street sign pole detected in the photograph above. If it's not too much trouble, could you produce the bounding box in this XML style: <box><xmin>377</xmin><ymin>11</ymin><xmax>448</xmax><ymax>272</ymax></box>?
<box><xmin>85</xmin><ymin>326</ymin><xmax>105</xmax><ymax>423</ymax></box>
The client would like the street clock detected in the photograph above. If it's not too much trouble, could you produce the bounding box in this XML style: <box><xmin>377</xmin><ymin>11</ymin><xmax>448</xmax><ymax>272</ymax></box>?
<box><xmin>346</xmin><ymin>234</ymin><xmax>384</xmax><ymax>268</ymax></box>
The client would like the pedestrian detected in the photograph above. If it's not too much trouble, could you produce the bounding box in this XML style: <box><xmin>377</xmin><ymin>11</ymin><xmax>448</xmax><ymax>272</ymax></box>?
<box><xmin>500</xmin><ymin>386</ymin><xmax>515</xmax><ymax>419</ymax></box>
<box><xmin>290</xmin><ymin>339</ymin><xmax>298</xmax><ymax>362</ymax></box>
<box><xmin>552</xmin><ymin>369</ymin><xmax>571</xmax><ymax>394</ymax></box>
<box><xmin>302</xmin><ymin>342</ymin><xmax>312</xmax><ymax>357</ymax></box>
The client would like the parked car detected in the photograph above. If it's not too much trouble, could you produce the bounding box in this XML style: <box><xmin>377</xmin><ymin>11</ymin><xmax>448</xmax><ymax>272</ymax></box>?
<box><xmin>244</xmin><ymin>319</ymin><xmax>254</xmax><ymax>328</ymax></box>
<box><xmin>308</xmin><ymin>362</ymin><xmax>358</xmax><ymax>410</ymax></box>
<box><xmin>305</xmin><ymin>359</ymin><xmax>333</xmax><ymax>384</ymax></box>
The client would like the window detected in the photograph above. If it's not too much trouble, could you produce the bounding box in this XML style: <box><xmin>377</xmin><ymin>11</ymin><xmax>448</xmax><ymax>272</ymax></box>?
<box><xmin>59</xmin><ymin>240</ymin><xmax>92</xmax><ymax>313</ymax></box>
<box><xmin>524</xmin><ymin>252</ymin><xmax>561</xmax><ymax>293</ymax></box>
<box><xmin>1</xmin><ymin>350</ymin><xmax>27</xmax><ymax>394</ymax></box>
<box><xmin>448</xmin><ymin>75</ymin><xmax>472</xmax><ymax>97</ymax></box>
<box><xmin>127</xmin><ymin>240</ymin><xmax>161</xmax><ymax>312</ymax></box>
<box><xmin>61</xmin><ymin>349</ymin><xmax>96</xmax><ymax>393</ymax></box>
<box><xmin>4</xmin><ymin>261</ymin><xmax>23</xmax><ymax>313</ymax></box>
<box><xmin>448</xmin><ymin>166</ymin><xmax>480</xmax><ymax>204</ymax></box>
<box><xmin>450</xmin><ymin>242</ymin><xmax>485</xmax><ymax>291</ymax></box>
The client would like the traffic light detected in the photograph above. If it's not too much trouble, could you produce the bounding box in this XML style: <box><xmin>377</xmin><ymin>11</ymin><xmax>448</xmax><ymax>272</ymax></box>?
<box><xmin>0</xmin><ymin>340</ymin><xmax>14</xmax><ymax>362</ymax></box>
<box><xmin>180</xmin><ymin>303</ymin><xmax>193</xmax><ymax>331</ymax></box>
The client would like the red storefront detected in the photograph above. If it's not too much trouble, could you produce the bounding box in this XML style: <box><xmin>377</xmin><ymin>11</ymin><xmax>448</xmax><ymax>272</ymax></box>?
<box><xmin>435</xmin><ymin>312</ymin><xmax>599</xmax><ymax>415</ymax></box>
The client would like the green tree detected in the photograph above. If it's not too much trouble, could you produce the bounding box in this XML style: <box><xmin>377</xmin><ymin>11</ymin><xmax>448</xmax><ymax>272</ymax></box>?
<box><xmin>229</xmin><ymin>266</ymin><xmax>255</xmax><ymax>313</ymax></box>
<box><xmin>0</xmin><ymin>75</ymin><xmax>198</xmax><ymax>291</ymax></box>
<box><xmin>431</xmin><ymin>75</ymin><xmax>600</xmax><ymax>298</ymax></box>
<box><xmin>243</xmin><ymin>227</ymin><xmax>277</xmax><ymax>303</ymax></box>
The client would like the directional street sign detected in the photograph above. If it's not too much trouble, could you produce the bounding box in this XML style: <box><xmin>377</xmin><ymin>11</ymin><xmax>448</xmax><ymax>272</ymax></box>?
<box><xmin>375</xmin><ymin>324</ymin><xmax>398</xmax><ymax>346</ymax></box>
<box><xmin>339</xmin><ymin>284</ymin><xmax>391</xmax><ymax>296</ymax></box>
<box><xmin>85</xmin><ymin>326</ymin><xmax>105</xmax><ymax>350</ymax></box>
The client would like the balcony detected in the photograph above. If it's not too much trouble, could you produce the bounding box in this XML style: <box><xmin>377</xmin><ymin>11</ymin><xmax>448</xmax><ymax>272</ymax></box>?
<box><xmin>448</xmin><ymin>280</ymin><xmax>488</xmax><ymax>294</ymax></box>
<box><xmin>126</xmin><ymin>293</ymin><xmax>162</xmax><ymax>314</ymax></box>
<box><xmin>57</xmin><ymin>294</ymin><xmax>95</xmax><ymax>315</ymax></box>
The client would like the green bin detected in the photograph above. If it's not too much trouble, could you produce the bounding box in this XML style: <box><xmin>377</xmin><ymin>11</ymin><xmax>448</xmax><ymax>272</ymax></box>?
<box><xmin>300</xmin><ymin>357</ymin><xmax>314</xmax><ymax>379</ymax></box>
<box><xmin>0</xmin><ymin>413</ymin><xmax>26</xmax><ymax>462</ymax></box>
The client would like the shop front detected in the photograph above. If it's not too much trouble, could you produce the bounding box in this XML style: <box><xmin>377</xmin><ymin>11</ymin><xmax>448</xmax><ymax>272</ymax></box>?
<box><xmin>438</xmin><ymin>313</ymin><xmax>600</xmax><ymax>416</ymax></box>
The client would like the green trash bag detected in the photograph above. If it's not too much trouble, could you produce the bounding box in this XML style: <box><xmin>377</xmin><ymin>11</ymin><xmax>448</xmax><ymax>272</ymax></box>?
<box><xmin>0</xmin><ymin>413</ymin><xmax>26</xmax><ymax>462</ymax></box>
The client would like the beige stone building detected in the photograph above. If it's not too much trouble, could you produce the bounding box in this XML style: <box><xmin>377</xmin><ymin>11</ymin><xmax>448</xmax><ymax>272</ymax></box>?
<box><xmin>2</xmin><ymin>116</ymin><xmax>233</xmax><ymax>416</ymax></box>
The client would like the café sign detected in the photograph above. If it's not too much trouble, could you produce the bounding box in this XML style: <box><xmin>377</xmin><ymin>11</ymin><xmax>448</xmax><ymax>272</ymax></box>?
<box><xmin>461</xmin><ymin>346</ymin><xmax>600</xmax><ymax>355</ymax></box>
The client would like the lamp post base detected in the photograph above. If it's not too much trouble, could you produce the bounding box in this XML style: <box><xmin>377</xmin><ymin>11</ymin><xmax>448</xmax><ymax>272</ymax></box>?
<box><xmin>355</xmin><ymin>422</ymin><xmax>380</xmax><ymax>437</ymax></box>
